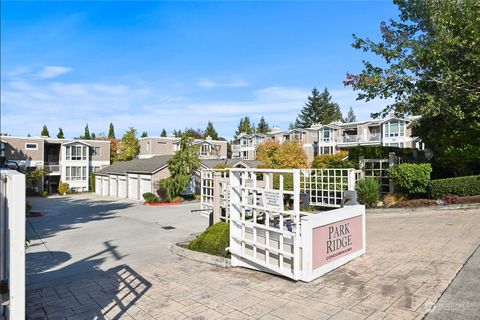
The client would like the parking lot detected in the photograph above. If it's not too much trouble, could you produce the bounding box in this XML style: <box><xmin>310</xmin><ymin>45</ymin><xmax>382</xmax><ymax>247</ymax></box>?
<box><xmin>26</xmin><ymin>194</ymin><xmax>480</xmax><ymax>320</ymax></box>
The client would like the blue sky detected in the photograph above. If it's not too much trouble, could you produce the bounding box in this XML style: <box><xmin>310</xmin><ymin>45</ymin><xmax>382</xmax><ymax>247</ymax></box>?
<box><xmin>1</xmin><ymin>1</ymin><xmax>399</xmax><ymax>140</ymax></box>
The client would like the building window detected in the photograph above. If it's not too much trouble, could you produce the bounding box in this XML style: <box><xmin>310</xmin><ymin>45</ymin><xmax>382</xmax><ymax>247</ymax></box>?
<box><xmin>25</xmin><ymin>143</ymin><xmax>38</xmax><ymax>150</ymax></box>
<box><xmin>320</xmin><ymin>146</ymin><xmax>333</xmax><ymax>155</ymax></box>
<box><xmin>321</xmin><ymin>128</ymin><xmax>332</xmax><ymax>142</ymax></box>
<box><xmin>242</xmin><ymin>151</ymin><xmax>248</xmax><ymax>160</ymax></box>
<box><xmin>384</xmin><ymin>120</ymin><xmax>405</xmax><ymax>137</ymax></box>
<box><xmin>66</xmin><ymin>145</ymin><xmax>87</xmax><ymax>160</ymax></box>
<box><xmin>292</xmin><ymin>132</ymin><xmax>303</xmax><ymax>141</ymax></box>
<box><xmin>65</xmin><ymin>166</ymin><xmax>87</xmax><ymax>181</ymax></box>
<box><xmin>90</xmin><ymin>147</ymin><xmax>101</xmax><ymax>156</ymax></box>
<box><xmin>200</xmin><ymin>144</ymin><xmax>211</xmax><ymax>156</ymax></box>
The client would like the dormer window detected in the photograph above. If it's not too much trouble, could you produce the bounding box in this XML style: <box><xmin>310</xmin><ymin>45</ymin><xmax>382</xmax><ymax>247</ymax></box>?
<box><xmin>200</xmin><ymin>144</ymin><xmax>211</xmax><ymax>156</ymax></box>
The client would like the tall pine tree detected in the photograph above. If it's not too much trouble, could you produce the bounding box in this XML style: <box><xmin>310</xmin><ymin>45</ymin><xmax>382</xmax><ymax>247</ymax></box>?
<box><xmin>344</xmin><ymin>107</ymin><xmax>357</xmax><ymax>123</ymax></box>
<box><xmin>294</xmin><ymin>88</ymin><xmax>343</xmax><ymax>128</ymax></box>
<box><xmin>108</xmin><ymin>123</ymin><xmax>116</xmax><ymax>139</ymax></box>
<box><xmin>160</xmin><ymin>128</ymin><xmax>167</xmax><ymax>137</ymax></box>
<box><xmin>204</xmin><ymin>121</ymin><xmax>219</xmax><ymax>140</ymax></box>
<box><xmin>234</xmin><ymin>117</ymin><xmax>254</xmax><ymax>138</ymax></box>
<box><xmin>41</xmin><ymin>125</ymin><xmax>50</xmax><ymax>137</ymax></box>
<box><xmin>56</xmin><ymin>128</ymin><xmax>65</xmax><ymax>139</ymax></box>
<box><xmin>83</xmin><ymin>124</ymin><xmax>92</xmax><ymax>140</ymax></box>
<box><xmin>257</xmin><ymin>116</ymin><xmax>270</xmax><ymax>134</ymax></box>
<box><xmin>141</xmin><ymin>131</ymin><xmax>148</xmax><ymax>138</ymax></box>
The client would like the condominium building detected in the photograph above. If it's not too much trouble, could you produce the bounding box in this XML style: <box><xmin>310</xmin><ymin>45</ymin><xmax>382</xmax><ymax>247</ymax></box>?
<box><xmin>0</xmin><ymin>136</ymin><xmax>110</xmax><ymax>192</ymax></box>
<box><xmin>232</xmin><ymin>116</ymin><xmax>422</xmax><ymax>162</ymax></box>
<box><xmin>138</xmin><ymin>136</ymin><xmax>228</xmax><ymax>160</ymax></box>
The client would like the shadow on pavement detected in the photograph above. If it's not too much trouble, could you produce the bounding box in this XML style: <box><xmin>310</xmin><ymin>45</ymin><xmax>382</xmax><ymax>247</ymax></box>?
<box><xmin>26</xmin><ymin>241</ymin><xmax>152</xmax><ymax>320</ymax></box>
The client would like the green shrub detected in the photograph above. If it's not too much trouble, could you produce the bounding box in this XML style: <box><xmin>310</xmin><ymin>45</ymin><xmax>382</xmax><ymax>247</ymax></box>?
<box><xmin>431</xmin><ymin>175</ymin><xmax>480</xmax><ymax>199</ymax></box>
<box><xmin>58</xmin><ymin>182</ymin><xmax>69</xmax><ymax>195</ymax></box>
<box><xmin>90</xmin><ymin>173</ymin><xmax>96</xmax><ymax>192</ymax></box>
<box><xmin>142</xmin><ymin>192</ymin><xmax>159</xmax><ymax>203</ymax></box>
<box><xmin>388</xmin><ymin>163</ymin><xmax>432</xmax><ymax>198</ymax></box>
<box><xmin>188</xmin><ymin>222</ymin><xmax>230</xmax><ymax>257</ymax></box>
<box><xmin>312</xmin><ymin>151</ymin><xmax>349</xmax><ymax>169</ymax></box>
<box><xmin>356</xmin><ymin>178</ymin><xmax>380</xmax><ymax>207</ymax></box>
<box><xmin>348</xmin><ymin>146</ymin><xmax>424</xmax><ymax>162</ymax></box>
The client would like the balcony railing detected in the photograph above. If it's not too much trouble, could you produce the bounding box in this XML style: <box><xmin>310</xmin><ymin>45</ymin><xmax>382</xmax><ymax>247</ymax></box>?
<box><xmin>337</xmin><ymin>135</ymin><xmax>358</xmax><ymax>143</ymax></box>
<box><xmin>368</xmin><ymin>133</ymin><xmax>381</xmax><ymax>141</ymax></box>
<box><xmin>45</xmin><ymin>165</ymin><xmax>61</xmax><ymax>174</ymax></box>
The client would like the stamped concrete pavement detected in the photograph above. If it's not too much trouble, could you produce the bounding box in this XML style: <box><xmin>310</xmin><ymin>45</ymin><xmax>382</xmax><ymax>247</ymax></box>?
<box><xmin>26</xmin><ymin>195</ymin><xmax>480</xmax><ymax>320</ymax></box>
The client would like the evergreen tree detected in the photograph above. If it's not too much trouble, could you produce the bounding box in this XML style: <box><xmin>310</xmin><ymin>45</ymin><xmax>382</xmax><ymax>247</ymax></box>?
<box><xmin>204</xmin><ymin>121</ymin><xmax>219</xmax><ymax>140</ymax></box>
<box><xmin>108</xmin><ymin>122</ymin><xmax>116</xmax><ymax>139</ymax></box>
<box><xmin>344</xmin><ymin>107</ymin><xmax>357</xmax><ymax>123</ymax></box>
<box><xmin>40</xmin><ymin>125</ymin><xmax>50</xmax><ymax>137</ymax></box>
<box><xmin>91</xmin><ymin>132</ymin><xmax>96</xmax><ymax>140</ymax></box>
<box><xmin>56</xmin><ymin>128</ymin><xmax>65</xmax><ymax>139</ymax></box>
<box><xmin>118</xmin><ymin>128</ymin><xmax>139</xmax><ymax>161</ymax></box>
<box><xmin>141</xmin><ymin>131</ymin><xmax>148</xmax><ymax>138</ymax></box>
<box><xmin>234</xmin><ymin>117</ymin><xmax>254</xmax><ymax>138</ymax></box>
<box><xmin>257</xmin><ymin>116</ymin><xmax>270</xmax><ymax>134</ymax></box>
<box><xmin>27</xmin><ymin>133</ymin><xmax>31</xmax><ymax>137</ymax></box>
<box><xmin>160</xmin><ymin>128</ymin><xmax>167</xmax><ymax>137</ymax></box>
<box><xmin>294</xmin><ymin>88</ymin><xmax>343</xmax><ymax>128</ymax></box>
<box><xmin>82</xmin><ymin>124</ymin><xmax>91</xmax><ymax>140</ymax></box>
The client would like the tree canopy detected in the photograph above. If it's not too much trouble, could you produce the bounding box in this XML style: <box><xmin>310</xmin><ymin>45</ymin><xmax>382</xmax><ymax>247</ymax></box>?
<box><xmin>256</xmin><ymin>140</ymin><xmax>308</xmax><ymax>169</ymax></box>
<box><xmin>141</xmin><ymin>131</ymin><xmax>148</xmax><ymax>138</ymax></box>
<box><xmin>257</xmin><ymin>116</ymin><xmax>270</xmax><ymax>134</ymax></box>
<box><xmin>41</xmin><ymin>125</ymin><xmax>50</xmax><ymax>137</ymax></box>
<box><xmin>344</xmin><ymin>107</ymin><xmax>357</xmax><ymax>123</ymax></box>
<box><xmin>82</xmin><ymin>124</ymin><xmax>91</xmax><ymax>140</ymax></box>
<box><xmin>161</xmin><ymin>136</ymin><xmax>201</xmax><ymax>199</ymax></box>
<box><xmin>204</xmin><ymin>121</ymin><xmax>219</xmax><ymax>140</ymax></box>
<box><xmin>294</xmin><ymin>88</ymin><xmax>343</xmax><ymax>128</ymax></box>
<box><xmin>56</xmin><ymin>128</ymin><xmax>65</xmax><ymax>139</ymax></box>
<box><xmin>108</xmin><ymin>123</ymin><xmax>116</xmax><ymax>139</ymax></box>
<box><xmin>160</xmin><ymin>128</ymin><xmax>167</xmax><ymax>137</ymax></box>
<box><xmin>345</xmin><ymin>0</ymin><xmax>480</xmax><ymax>176</ymax></box>
<box><xmin>234</xmin><ymin>116</ymin><xmax>255</xmax><ymax>138</ymax></box>
<box><xmin>118</xmin><ymin>128</ymin><xmax>139</xmax><ymax>161</ymax></box>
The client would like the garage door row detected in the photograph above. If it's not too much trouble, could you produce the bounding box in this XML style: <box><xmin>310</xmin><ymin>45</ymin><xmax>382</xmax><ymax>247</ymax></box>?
<box><xmin>95</xmin><ymin>174</ymin><xmax>153</xmax><ymax>201</ymax></box>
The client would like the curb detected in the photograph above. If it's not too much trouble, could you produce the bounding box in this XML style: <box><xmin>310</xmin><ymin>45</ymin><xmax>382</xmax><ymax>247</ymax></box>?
<box><xmin>170</xmin><ymin>242</ymin><xmax>231</xmax><ymax>268</ymax></box>
<box><xmin>367</xmin><ymin>202</ymin><xmax>480</xmax><ymax>214</ymax></box>
<box><xmin>144</xmin><ymin>202</ymin><xmax>182</xmax><ymax>206</ymax></box>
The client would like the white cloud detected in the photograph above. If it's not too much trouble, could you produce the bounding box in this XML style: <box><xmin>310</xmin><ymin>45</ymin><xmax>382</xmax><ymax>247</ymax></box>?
<box><xmin>37</xmin><ymin>66</ymin><xmax>72</xmax><ymax>79</ymax></box>
<box><xmin>197</xmin><ymin>78</ymin><xmax>250</xmax><ymax>89</ymax></box>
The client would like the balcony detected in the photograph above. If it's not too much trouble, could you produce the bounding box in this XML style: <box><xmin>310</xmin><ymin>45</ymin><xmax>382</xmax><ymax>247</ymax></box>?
<box><xmin>45</xmin><ymin>165</ymin><xmax>61</xmax><ymax>175</ymax></box>
<box><xmin>368</xmin><ymin>133</ymin><xmax>381</xmax><ymax>141</ymax></box>
<box><xmin>337</xmin><ymin>135</ymin><xmax>359</xmax><ymax>143</ymax></box>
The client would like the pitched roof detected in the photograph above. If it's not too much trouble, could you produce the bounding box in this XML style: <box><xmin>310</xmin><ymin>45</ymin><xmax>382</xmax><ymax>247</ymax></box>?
<box><xmin>96</xmin><ymin>155</ymin><xmax>172</xmax><ymax>175</ymax></box>
<box><xmin>200</xmin><ymin>159</ymin><xmax>264</xmax><ymax>169</ymax></box>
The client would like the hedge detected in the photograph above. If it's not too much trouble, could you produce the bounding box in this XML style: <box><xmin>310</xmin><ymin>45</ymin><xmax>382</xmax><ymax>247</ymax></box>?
<box><xmin>348</xmin><ymin>146</ymin><xmax>424</xmax><ymax>162</ymax></box>
<box><xmin>431</xmin><ymin>175</ymin><xmax>480</xmax><ymax>199</ymax></box>
<box><xmin>188</xmin><ymin>222</ymin><xmax>230</xmax><ymax>257</ymax></box>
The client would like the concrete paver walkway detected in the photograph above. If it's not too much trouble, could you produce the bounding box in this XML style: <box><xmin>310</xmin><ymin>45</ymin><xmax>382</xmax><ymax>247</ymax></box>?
<box><xmin>26</xmin><ymin>195</ymin><xmax>480</xmax><ymax>320</ymax></box>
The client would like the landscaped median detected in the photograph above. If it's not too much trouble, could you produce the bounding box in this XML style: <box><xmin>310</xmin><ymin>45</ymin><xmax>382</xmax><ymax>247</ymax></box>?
<box><xmin>170</xmin><ymin>222</ymin><xmax>231</xmax><ymax>268</ymax></box>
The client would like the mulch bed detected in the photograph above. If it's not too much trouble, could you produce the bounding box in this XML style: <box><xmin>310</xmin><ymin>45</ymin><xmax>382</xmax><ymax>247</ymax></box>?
<box><xmin>388</xmin><ymin>195</ymin><xmax>480</xmax><ymax>208</ymax></box>
<box><xmin>144</xmin><ymin>202</ymin><xmax>182</xmax><ymax>206</ymax></box>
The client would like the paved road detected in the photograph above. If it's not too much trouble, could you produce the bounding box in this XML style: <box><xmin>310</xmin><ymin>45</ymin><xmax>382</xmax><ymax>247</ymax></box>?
<box><xmin>424</xmin><ymin>244</ymin><xmax>480</xmax><ymax>320</ymax></box>
<box><xmin>26</xmin><ymin>194</ymin><xmax>208</xmax><ymax>289</ymax></box>
<box><xmin>26</xmin><ymin>195</ymin><xmax>480</xmax><ymax>320</ymax></box>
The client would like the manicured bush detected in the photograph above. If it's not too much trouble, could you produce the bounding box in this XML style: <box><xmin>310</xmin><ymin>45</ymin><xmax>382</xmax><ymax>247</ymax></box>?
<box><xmin>58</xmin><ymin>183</ymin><xmax>69</xmax><ymax>195</ymax></box>
<box><xmin>356</xmin><ymin>178</ymin><xmax>380</xmax><ymax>207</ymax></box>
<box><xmin>188</xmin><ymin>222</ymin><xmax>230</xmax><ymax>257</ymax></box>
<box><xmin>312</xmin><ymin>151</ymin><xmax>349</xmax><ymax>169</ymax></box>
<box><xmin>431</xmin><ymin>175</ymin><xmax>480</xmax><ymax>199</ymax></box>
<box><xmin>142</xmin><ymin>192</ymin><xmax>159</xmax><ymax>203</ymax></box>
<box><xmin>388</xmin><ymin>163</ymin><xmax>432</xmax><ymax>198</ymax></box>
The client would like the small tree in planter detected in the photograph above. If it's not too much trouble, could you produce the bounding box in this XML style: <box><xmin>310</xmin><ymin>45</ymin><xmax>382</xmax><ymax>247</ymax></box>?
<box><xmin>26</xmin><ymin>167</ymin><xmax>49</xmax><ymax>192</ymax></box>
<box><xmin>161</xmin><ymin>136</ymin><xmax>201</xmax><ymax>200</ymax></box>
<box><xmin>58</xmin><ymin>182</ymin><xmax>69</xmax><ymax>195</ymax></box>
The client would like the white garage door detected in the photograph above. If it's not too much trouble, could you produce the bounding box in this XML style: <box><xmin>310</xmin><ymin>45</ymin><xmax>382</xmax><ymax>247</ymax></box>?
<box><xmin>128</xmin><ymin>176</ymin><xmax>138</xmax><ymax>200</ymax></box>
<box><xmin>118</xmin><ymin>177</ymin><xmax>127</xmax><ymax>198</ymax></box>
<box><xmin>101</xmin><ymin>177</ymin><xmax>109</xmax><ymax>196</ymax></box>
<box><xmin>95</xmin><ymin>176</ymin><xmax>102</xmax><ymax>195</ymax></box>
<box><xmin>140</xmin><ymin>175</ymin><xmax>152</xmax><ymax>196</ymax></box>
<box><xmin>110</xmin><ymin>176</ymin><xmax>118</xmax><ymax>197</ymax></box>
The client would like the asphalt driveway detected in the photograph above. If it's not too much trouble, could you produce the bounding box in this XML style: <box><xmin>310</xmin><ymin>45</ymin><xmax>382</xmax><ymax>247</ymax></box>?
<box><xmin>26</xmin><ymin>193</ymin><xmax>208</xmax><ymax>289</ymax></box>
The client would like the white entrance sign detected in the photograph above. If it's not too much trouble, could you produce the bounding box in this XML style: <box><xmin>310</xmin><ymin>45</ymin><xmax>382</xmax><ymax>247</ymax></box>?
<box><xmin>262</xmin><ymin>189</ymin><xmax>283</xmax><ymax>210</ymax></box>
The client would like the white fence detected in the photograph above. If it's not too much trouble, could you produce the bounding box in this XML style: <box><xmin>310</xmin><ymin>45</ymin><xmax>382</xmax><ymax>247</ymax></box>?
<box><xmin>228</xmin><ymin>168</ymin><xmax>365</xmax><ymax>282</ymax></box>
<box><xmin>0</xmin><ymin>169</ymin><xmax>26</xmax><ymax>319</ymax></box>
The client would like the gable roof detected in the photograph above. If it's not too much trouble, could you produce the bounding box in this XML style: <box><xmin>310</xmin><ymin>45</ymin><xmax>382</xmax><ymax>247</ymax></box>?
<box><xmin>96</xmin><ymin>155</ymin><xmax>173</xmax><ymax>175</ymax></box>
<box><xmin>200</xmin><ymin>159</ymin><xmax>264</xmax><ymax>169</ymax></box>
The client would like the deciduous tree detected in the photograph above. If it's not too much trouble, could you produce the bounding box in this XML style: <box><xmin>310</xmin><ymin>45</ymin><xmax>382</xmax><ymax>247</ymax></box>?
<box><xmin>118</xmin><ymin>128</ymin><xmax>139</xmax><ymax>161</ymax></box>
<box><xmin>256</xmin><ymin>140</ymin><xmax>308</xmax><ymax>169</ymax></box>
<box><xmin>345</xmin><ymin>0</ymin><xmax>480</xmax><ymax>176</ymax></box>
